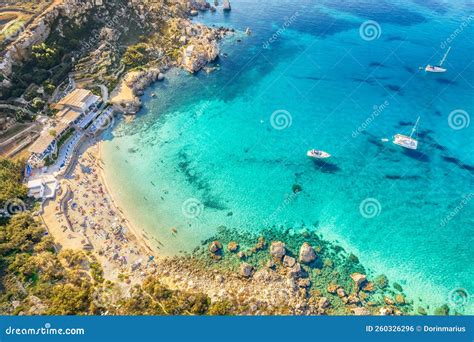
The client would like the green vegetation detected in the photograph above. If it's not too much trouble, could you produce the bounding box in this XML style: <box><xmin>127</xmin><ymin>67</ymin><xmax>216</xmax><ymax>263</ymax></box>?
<box><xmin>121</xmin><ymin>43</ymin><xmax>150</xmax><ymax>68</ymax></box>
<box><xmin>0</xmin><ymin>158</ymin><xmax>234</xmax><ymax>315</ymax></box>
<box><xmin>31</xmin><ymin>43</ymin><xmax>60</xmax><ymax>69</ymax></box>
<box><xmin>0</xmin><ymin>209</ymin><xmax>233</xmax><ymax>315</ymax></box>
<box><xmin>0</xmin><ymin>158</ymin><xmax>28</xmax><ymax>211</ymax></box>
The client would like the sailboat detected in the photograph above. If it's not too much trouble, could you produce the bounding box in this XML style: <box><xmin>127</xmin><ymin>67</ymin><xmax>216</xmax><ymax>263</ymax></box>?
<box><xmin>393</xmin><ymin>116</ymin><xmax>420</xmax><ymax>150</ymax></box>
<box><xmin>425</xmin><ymin>47</ymin><xmax>451</xmax><ymax>73</ymax></box>
<box><xmin>307</xmin><ymin>149</ymin><xmax>331</xmax><ymax>159</ymax></box>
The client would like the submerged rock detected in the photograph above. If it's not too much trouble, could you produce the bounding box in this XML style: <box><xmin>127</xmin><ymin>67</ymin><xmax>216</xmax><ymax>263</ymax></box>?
<box><xmin>327</xmin><ymin>283</ymin><xmax>338</xmax><ymax>294</ymax></box>
<box><xmin>270</xmin><ymin>241</ymin><xmax>286</xmax><ymax>260</ymax></box>
<box><xmin>299</xmin><ymin>242</ymin><xmax>317</xmax><ymax>263</ymax></box>
<box><xmin>227</xmin><ymin>241</ymin><xmax>239</xmax><ymax>252</ymax></box>
<box><xmin>395</xmin><ymin>294</ymin><xmax>405</xmax><ymax>305</ymax></box>
<box><xmin>434</xmin><ymin>304</ymin><xmax>450</xmax><ymax>316</ymax></box>
<box><xmin>362</xmin><ymin>281</ymin><xmax>375</xmax><ymax>292</ymax></box>
<box><xmin>336</xmin><ymin>288</ymin><xmax>346</xmax><ymax>298</ymax></box>
<box><xmin>417</xmin><ymin>306</ymin><xmax>427</xmax><ymax>315</ymax></box>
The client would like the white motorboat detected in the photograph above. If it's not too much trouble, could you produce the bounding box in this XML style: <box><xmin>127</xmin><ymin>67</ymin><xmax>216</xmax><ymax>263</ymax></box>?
<box><xmin>307</xmin><ymin>149</ymin><xmax>331</xmax><ymax>159</ymax></box>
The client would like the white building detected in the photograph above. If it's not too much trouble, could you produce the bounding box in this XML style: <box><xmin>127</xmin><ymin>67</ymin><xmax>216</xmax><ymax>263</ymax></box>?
<box><xmin>27</xmin><ymin>176</ymin><xmax>58</xmax><ymax>200</ymax></box>
<box><xmin>28</xmin><ymin>89</ymin><xmax>100</xmax><ymax>168</ymax></box>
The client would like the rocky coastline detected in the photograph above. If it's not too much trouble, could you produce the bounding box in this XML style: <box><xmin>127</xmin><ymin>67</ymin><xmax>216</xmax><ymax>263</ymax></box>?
<box><xmin>110</xmin><ymin>17</ymin><xmax>233</xmax><ymax>114</ymax></box>
<box><xmin>150</xmin><ymin>226</ymin><xmax>438</xmax><ymax>315</ymax></box>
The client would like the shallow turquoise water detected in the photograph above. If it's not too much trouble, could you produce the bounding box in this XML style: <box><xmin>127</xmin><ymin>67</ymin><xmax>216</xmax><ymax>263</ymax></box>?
<box><xmin>103</xmin><ymin>0</ymin><xmax>474</xmax><ymax>313</ymax></box>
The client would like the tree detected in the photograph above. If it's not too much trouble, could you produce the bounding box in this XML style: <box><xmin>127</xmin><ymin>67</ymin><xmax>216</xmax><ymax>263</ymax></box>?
<box><xmin>121</xmin><ymin>43</ymin><xmax>150</xmax><ymax>68</ymax></box>
<box><xmin>0</xmin><ymin>158</ymin><xmax>28</xmax><ymax>212</ymax></box>
<box><xmin>31</xmin><ymin>43</ymin><xmax>60</xmax><ymax>70</ymax></box>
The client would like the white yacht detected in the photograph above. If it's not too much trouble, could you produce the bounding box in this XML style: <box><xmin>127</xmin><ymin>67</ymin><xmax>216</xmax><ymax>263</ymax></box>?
<box><xmin>393</xmin><ymin>116</ymin><xmax>420</xmax><ymax>150</ymax></box>
<box><xmin>425</xmin><ymin>47</ymin><xmax>451</xmax><ymax>73</ymax></box>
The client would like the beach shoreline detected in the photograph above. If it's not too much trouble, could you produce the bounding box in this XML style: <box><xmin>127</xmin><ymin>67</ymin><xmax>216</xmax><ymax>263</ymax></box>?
<box><xmin>41</xmin><ymin>135</ymin><xmax>159</xmax><ymax>286</ymax></box>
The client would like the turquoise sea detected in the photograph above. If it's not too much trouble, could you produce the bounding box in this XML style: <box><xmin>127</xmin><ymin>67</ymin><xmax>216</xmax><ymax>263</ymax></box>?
<box><xmin>102</xmin><ymin>0</ymin><xmax>474</xmax><ymax>313</ymax></box>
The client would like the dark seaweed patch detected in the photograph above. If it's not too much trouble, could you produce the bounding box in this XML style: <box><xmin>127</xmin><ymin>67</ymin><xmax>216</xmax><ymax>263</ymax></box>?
<box><xmin>387</xmin><ymin>84</ymin><xmax>402</xmax><ymax>92</ymax></box>
<box><xmin>441</xmin><ymin>155</ymin><xmax>474</xmax><ymax>173</ymax></box>
<box><xmin>398</xmin><ymin>121</ymin><xmax>414</xmax><ymax>127</ymax></box>
<box><xmin>369</xmin><ymin>61</ymin><xmax>387</xmax><ymax>68</ymax></box>
<box><xmin>435</xmin><ymin>78</ymin><xmax>458</xmax><ymax>86</ymax></box>
<box><xmin>385</xmin><ymin>174</ymin><xmax>422</xmax><ymax>180</ymax></box>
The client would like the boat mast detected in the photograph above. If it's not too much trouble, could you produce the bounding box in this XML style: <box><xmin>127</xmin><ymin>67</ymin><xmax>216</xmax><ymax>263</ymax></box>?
<box><xmin>410</xmin><ymin>116</ymin><xmax>420</xmax><ymax>138</ymax></box>
<box><xmin>439</xmin><ymin>47</ymin><xmax>451</xmax><ymax>66</ymax></box>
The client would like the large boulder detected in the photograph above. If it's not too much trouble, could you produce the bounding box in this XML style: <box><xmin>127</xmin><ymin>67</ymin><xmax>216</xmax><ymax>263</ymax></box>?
<box><xmin>208</xmin><ymin>240</ymin><xmax>223</xmax><ymax>253</ymax></box>
<box><xmin>318</xmin><ymin>297</ymin><xmax>330</xmax><ymax>308</ymax></box>
<box><xmin>299</xmin><ymin>242</ymin><xmax>316</xmax><ymax>263</ymax></box>
<box><xmin>283</xmin><ymin>255</ymin><xmax>296</xmax><ymax>268</ymax></box>
<box><xmin>288</xmin><ymin>262</ymin><xmax>301</xmax><ymax>278</ymax></box>
<box><xmin>350</xmin><ymin>273</ymin><xmax>367</xmax><ymax>288</ymax></box>
<box><xmin>223</xmin><ymin>0</ymin><xmax>231</xmax><ymax>11</ymax></box>
<box><xmin>270</xmin><ymin>241</ymin><xmax>286</xmax><ymax>260</ymax></box>
<box><xmin>240</xmin><ymin>262</ymin><xmax>253</xmax><ymax>278</ymax></box>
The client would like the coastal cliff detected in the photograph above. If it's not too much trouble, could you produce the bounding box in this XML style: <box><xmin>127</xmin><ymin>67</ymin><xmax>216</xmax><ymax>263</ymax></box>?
<box><xmin>1</xmin><ymin>0</ymin><xmax>232</xmax><ymax>114</ymax></box>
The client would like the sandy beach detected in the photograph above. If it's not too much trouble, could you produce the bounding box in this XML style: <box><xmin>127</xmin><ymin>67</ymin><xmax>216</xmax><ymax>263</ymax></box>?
<box><xmin>41</xmin><ymin>136</ymin><xmax>158</xmax><ymax>285</ymax></box>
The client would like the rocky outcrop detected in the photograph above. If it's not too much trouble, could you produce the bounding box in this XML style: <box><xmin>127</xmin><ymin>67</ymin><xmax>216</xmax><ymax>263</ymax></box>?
<box><xmin>299</xmin><ymin>242</ymin><xmax>316</xmax><ymax>263</ymax></box>
<box><xmin>208</xmin><ymin>240</ymin><xmax>223</xmax><ymax>253</ymax></box>
<box><xmin>223</xmin><ymin>0</ymin><xmax>231</xmax><ymax>11</ymax></box>
<box><xmin>240</xmin><ymin>262</ymin><xmax>253</xmax><ymax>278</ymax></box>
<box><xmin>350</xmin><ymin>273</ymin><xmax>367</xmax><ymax>289</ymax></box>
<box><xmin>110</xmin><ymin>69</ymin><xmax>162</xmax><ymax>114</ymax></box>
<box><xmin>270</xmin><ymin>241</ymin><xmax>286</xmax><ymax>260</ymax></box>
<box><xmin>172</xmin><ymin>18</ymin><xmax>231</xmax><ymax>73</ymax></box>
<box><xmin>283</xmin><ymin>255</ymin><xmax>296</xmax><ymax>268</ymax></box>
